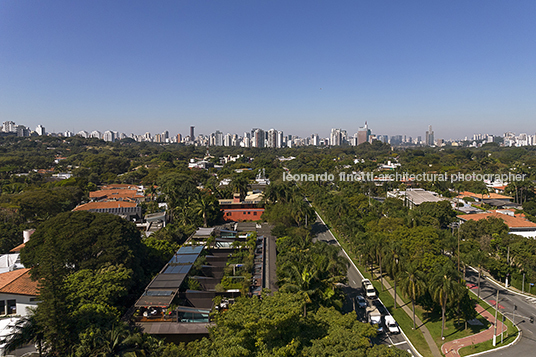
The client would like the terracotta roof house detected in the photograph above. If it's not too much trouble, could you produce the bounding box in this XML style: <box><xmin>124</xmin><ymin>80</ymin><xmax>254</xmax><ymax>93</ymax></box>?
<box><xmin>457</xmin><ymin>191</ymin><xmax>512</xmax><ymax>204</ymax></box>
<box><xmin>458</xmin><ymin>210</ymin><xmax>536</xmax><ymax>238</ymax></box>
<box><xmin>73</xmin><ymin>201</ymin><xmax>142</xmax><ymax>222</ymax></box>
<box><xmin>73</xmin><ymin>201</ymin><xmax>137</xmax><ymax>211</ymax></box>
<box><xmin>0</xmin><ymin>269</ymin><xmax>39</xmax><ymax>316</ymax></box>
<box><xmin>89</xmin><ymin>189</ymin><xmax>145</xmax><ymax>202</ymax></box>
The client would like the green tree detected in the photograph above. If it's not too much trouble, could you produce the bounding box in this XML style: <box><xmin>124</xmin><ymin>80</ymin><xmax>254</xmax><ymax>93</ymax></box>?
<box><xmin>430</xmin><ymin>263</ymin><xmax>458</xmax><ymax>339</ymax></box>
<box><xmin>398</xmin><ymin>262</ymin><xmax>425</xmax><ymax>329</ymax></box>
<box><xmin>20</xmin><ymin>211</ymin><xmax>147</xmax><ymax>356</ymax></box>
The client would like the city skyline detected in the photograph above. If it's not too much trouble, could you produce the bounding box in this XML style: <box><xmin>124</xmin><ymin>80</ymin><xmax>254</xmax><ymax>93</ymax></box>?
<box><xmin>5</xmin><ymin>119</ymin><xmax>536</xmax><ymax>148</ymax></box>
<box><xmin>1</xmin><ymin>1</ymin><xmax>536</xmax><ymax>138</ymax></box>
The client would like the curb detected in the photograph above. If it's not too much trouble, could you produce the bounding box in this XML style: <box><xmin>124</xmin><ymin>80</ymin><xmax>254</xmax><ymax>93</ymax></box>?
<box><xmin>314</xmin><ymin>211</ymin><xmax>423</xmax><ymax>357</ymax></box>
<box><xmin>462</xmin><ymin>285</ymin><xmax>521</xmax><ymax>357</ymax></box>
<box><xmin>464</xmin><ymin>329</ymin><xmax>521</xmax><ymax>357</ymax></box>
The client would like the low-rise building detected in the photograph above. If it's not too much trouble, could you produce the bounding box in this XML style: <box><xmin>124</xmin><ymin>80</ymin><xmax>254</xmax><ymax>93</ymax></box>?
<box><xmin>458</xmin><ymin>209</ymin><xmax>536</xmax><ymax>238</ymax></box>
<box><xmin>387</xmin><ymin>188</ymin><xmax>444</xmax><ymax>209</ymax></box>
<box><xmin>0</xmin><ymin>269</ymin><xmax>39</xmax><ymax>317</ymax></box>
<box><xmin>219</xmin><ymin>192</ymin><xmax>264</xmax><ymax>222</ymax></box>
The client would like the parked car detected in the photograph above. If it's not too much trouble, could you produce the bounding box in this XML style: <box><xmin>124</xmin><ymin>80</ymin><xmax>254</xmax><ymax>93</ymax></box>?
<box><xmin>361</xmin><ymin>278</ymin><xmax>376</xmax><ymax>299</ymax></box>
<box><xmin>384</xmin><ymin>315</ymin><xmax>400</xmax><ymax>334</ymax></box>
<box><xmin>356</xmin><ymin>295</ymin><xmax>367</xmax><ymax>309</ymax></box>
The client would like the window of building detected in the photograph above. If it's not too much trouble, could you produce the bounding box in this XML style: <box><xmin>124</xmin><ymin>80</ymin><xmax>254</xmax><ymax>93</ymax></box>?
<box><xmin>0</xmin><ymin>301</ymin><xmax>4</xmax><ymax>315</ymax></box>
<box><xmin>7</xmin><ymin>300</ymin><xmax>16</xmax><ymax>315</ymax></box>
<box><xmin>253</xmin><ymin>212</ymin><xmax>257</xmax><ymax>215</ymax></box>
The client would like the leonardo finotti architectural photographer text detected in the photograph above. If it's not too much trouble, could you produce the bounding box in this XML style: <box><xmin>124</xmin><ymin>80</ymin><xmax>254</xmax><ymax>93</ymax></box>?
<box><xmin>282</xmin><ymin>171</ymin><xmax>526</xmax><ymax>183</ymax></box>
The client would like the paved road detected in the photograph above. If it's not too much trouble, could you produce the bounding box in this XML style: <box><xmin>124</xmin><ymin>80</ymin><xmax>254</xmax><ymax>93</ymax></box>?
<box><xmin>311</xmin><ymin>213</ymin><xmax>419</xmax><ymax>357</ymax></box>
<box><xmin>465</xmin><ymin>268</ymin><xmax>536</xmax><ymax>356</ymax></box>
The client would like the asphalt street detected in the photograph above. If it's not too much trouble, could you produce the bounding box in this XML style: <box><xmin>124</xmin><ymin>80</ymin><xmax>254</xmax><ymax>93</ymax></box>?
<box><xmin>465</xmin><ymin>268</ymin><xmax>536</xmax><ymax>356</ymax></box>
<box><xmin>311</xmin><ymin>212</ymin><xmax>419</xmax><ymax>356</ymax></box>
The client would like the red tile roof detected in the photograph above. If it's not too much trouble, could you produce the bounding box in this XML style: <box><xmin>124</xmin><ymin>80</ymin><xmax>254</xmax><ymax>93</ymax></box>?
<box><xmin>9</xmin><ymin>243</ymin><xmax>25</xmax><ymax>253</ymax></box>
<box><xmin>0</xmin><ymin>269</ymin><xmax>39</xmax><ymax>296</ymax></box>
<box><xmin>89</xmin><ymin>189</ymin><xmax>144</xmax><ymax>200</ymax></box>
<box><xmin>73</xmin><ymin>201</ymin><xmax>137</xmax><ymax>211</ymax></box>
<box><xmin>458</xmin><ymin>212</ymin><xmax>536</xmax><ymax>228</ymax></box>
<box><xmin>458</xmin><ymin>191</ymin><xmax>512</xmax><ymax>200</ymax></box>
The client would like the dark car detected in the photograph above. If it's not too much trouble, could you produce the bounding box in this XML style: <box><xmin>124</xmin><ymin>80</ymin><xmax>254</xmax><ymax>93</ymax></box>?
<box><xmin>356</xmin><ymin>295</ymin><xmax>367</xmax><ymax>309</ymax></box>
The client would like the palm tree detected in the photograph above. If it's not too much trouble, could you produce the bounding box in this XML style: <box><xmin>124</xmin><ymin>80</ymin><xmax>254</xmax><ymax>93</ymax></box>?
<box><xmin>229</xmin><ymin>174</ymin><xmax>250</xmax><ymax>199</ymax></box>
<box><xmin>192</xmin><ymin>195</ymin><xmax>216</xmax><ymax>227</ymax></box>
<box><xmin>0</xmin><ymin>314</ymin><xmax>45</xmax><ymax>356</ymax></box>
<box><xmin>398</xmin><ymin>262</ymin><xmax>425</xmax><ymax>329</ymax></box>
<box><xmin>384</xmin><ymin>240</ymin><xmax>403</xmax><ymax>308</ymax></box>
<box><xmin>430</xmin><ymin>264</ymin><xmax>458</xmax><ymax>339</ymax></box>
<box><xmin>173</xmin><ymin>197</ymin><xmax>194</xmax><ymax>226</ymax></box>
<box><xmin>278</xmin><ymin>262</ymin><xmax>319</xmax><ymax>317</ymax></box>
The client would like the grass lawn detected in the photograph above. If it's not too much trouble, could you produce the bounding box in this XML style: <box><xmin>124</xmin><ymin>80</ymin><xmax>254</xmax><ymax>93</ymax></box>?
<box><xmin>458</xmin><ymin>295</ymin><xmax>519</xmax><ymax>356</ymax></box>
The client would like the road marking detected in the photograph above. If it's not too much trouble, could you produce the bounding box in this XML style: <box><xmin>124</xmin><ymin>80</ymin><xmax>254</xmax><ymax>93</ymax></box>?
<box><xmin>390</xmin><ymin>341</ymin><xmax>408</xmax><ymax>346</ymax></box>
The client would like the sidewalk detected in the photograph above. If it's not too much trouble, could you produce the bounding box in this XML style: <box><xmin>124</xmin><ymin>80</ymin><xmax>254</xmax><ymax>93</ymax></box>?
<box><xmin>372</xmin><ymin>272</ymin><xmax>442</xmax><ymax>357</ymax></box>
<box><xmin>441</xmin><ymin>304</ymin><xmax>507</xmax><ymax>357</ymax></box>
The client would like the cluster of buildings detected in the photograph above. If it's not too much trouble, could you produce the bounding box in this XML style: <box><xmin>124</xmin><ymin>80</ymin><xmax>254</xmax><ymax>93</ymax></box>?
<box><xmin>6</xmin><ymin>119</ymin><xmax>536</xmax><ymax>149</ymax></box>
<box><xmin>387</xmin><ymin>186</ymin><xmax>536</xmax><ymax>239</ymax></box>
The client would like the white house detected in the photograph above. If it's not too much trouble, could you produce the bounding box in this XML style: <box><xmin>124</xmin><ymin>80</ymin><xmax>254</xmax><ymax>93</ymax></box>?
<box><xmin>0</xmin><ymin>269</ymin><xmax>39</xmax><ymax>317</ymax></box>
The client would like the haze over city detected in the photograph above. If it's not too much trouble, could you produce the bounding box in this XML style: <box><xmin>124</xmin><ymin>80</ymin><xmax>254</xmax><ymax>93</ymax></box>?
<box><xmin>1</xmin><ymin>1</ymin><xmax>536</xmax><ymax>139</ymax></box>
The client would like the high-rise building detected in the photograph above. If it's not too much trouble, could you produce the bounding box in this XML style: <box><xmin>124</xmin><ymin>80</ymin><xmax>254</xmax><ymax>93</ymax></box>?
<box><xmin>16</xmin><ymin>125</ymin><xmax>29</xmax><ymax>137</ymax></box>
<box><xmin>77</xmin><ymin>130</ymin><xmax>89</xmax><ymax>138</ymax></box>
<box><xmin>425</xmin><ymin>125</ymin><xmax>434</xmax><ymax>146</ymax></box>
<box><xmin>357</xmin><ymin>122</ymin><xmax>371</xmax><ymax>145</ymax></box>
<box><xmin>2</xmin><ymin>121</ymin><xmax>16</xmax><ymax>133</ymax></box>
<box><xmin>311</xmin><ymin>133</ymin><xmax>319</xmax><ymax>146</ymax></box>
<box><xmin>176</xmin><ymin>133</ymin><xmax>182</xmax><ymax>143</ymax></box>
<box><xmin>266</xmin><ymin>129</ymin><xmax>277</xmax><ymax>148</ymax></box>
<box><xmin>253</xmin><ymin>128</ymin><xmax>265</xmax><ymax>148</ymax></box>
<box><xmin>103</xmin><ymin>130</ymin><xmax>115</xmax><ymax>142</ymax></box>
<box><xmin>223</xmin><ymin>133</ymin><xmax>232</xmax><ymax>146</ymax></box>
<box><xmin>277</xmin><ymin>131</ymin><xmax>284</xmax><ymax>148</ymax></box>
<box><xmin>36</xmin><ymin>125</ymin><xmax>45</xmax><ymax>136</ymax></box>
<box><xmin>91</xmin><ymin>130</ymin><xmax>102</xmax><ymax>139</ymax></box>
<box><xmin>190</xmin><ymin>126</ymin><xmax>195</xmax><ymax>141</ymax></box>
<box><xmin>330</xmin><ymin>128</ymin><xmax>343</xmax><ymax>146</ymax></box>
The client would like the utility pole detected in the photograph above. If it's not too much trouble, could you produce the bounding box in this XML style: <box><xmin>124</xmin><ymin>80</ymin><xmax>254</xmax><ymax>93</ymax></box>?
<box><xmin>501</xmin><ymin>316</ymin><xmax>505</xmax><ymax>344</ymax></box>
<box><xmin>493</xmin><ymin>289</ymin><xmax>499</xmax><ymax>347</ymax></box>
<box><xmin>457</xmin><ymin>224</ymin><xmax>460</xmax><ymax>279</ymax></box>
<box><xmin>477</xmin><ymin>267</ymin><xmax>481</xmax><ymax>299</ymax></box>
<box><xmin>523</xmin><ymin>273</ymin><xmax>525</xmax><ymax>293</ymax></box>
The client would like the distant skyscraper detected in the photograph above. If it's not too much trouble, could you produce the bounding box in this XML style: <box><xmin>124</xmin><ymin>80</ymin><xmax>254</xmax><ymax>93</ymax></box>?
<box><xmin>277</xmin><ymin>130</ymin><xmax>284</xmax><ymax>148</ymax></box>
<box><xmin>330</xmin><ymin>128</ymin><xmax>342</xmax><ymax>146</ymax></box>
<box><xmin>35</xmin><ymin>125</ymin><xmax>45</xmax><ymax>136</ymax></box>
<box><xmin>16</xmin><ymin>125</ymin><xmax>29</xmax><ymax>137</ymax></box>
<box><xmin>91</xmin><ymin>130</ymin><xmax>102</xmax><ymax>139</ymax></box>
<box><xmin>103</xmin><ymin>130</ymin><xmax>115</xmax><ymax>142</ymax></box>
<box><xmin>77</xmin><ymin>130</ymin><xmax>89</xmax><ymax>138</ymax></box>
<box><xmin>425</xmin><ymin>125</ymin><xmax>434</xmax><ymax>146</ymax></box>
<box><xmin>190</xmin><ymin>126</ymin><xmax>195</xmax><ymax>141</ymax></box>
<box><xmin>253</xmin><ymin>128</ymin><xmax>265</xmax><ymax>148</ymax></box>
<box><xmin>266</xmin><ymin>129</ymin><xmax>277</xmax><ymax>148</ymax></box>
<box><xmin>176</xmin><ymin>133</ymin><xmax>182</xmax><ymax>143</ymax></box>
<box><xmin>357</xmin><ymin>122</ymin><xmax>371</xmax><ymax>145</ymax></box>
<box><xmin>2</xmin><ymin>121</ymin><xmax>16</xmax><ymax>133</ymax></box>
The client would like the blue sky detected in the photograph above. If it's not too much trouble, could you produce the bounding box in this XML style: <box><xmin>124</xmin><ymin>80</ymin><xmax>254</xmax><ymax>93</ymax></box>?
<box><xmin>1</xmin><ymin>1</ymin><xmax>535</xmax><ymax>140</ymax></box>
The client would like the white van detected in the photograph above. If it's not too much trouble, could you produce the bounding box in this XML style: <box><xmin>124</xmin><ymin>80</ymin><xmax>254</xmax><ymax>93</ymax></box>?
<box><xmin>361</xmin><ymin>278</ymin><xmax>376</xmax><ymax>299</ymax></box>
